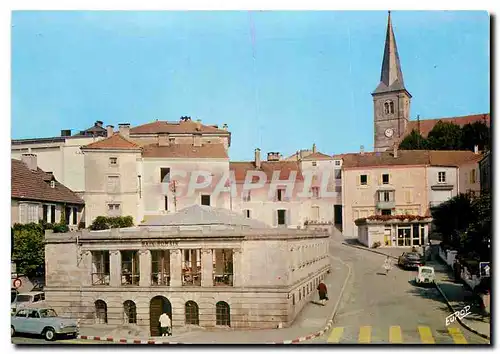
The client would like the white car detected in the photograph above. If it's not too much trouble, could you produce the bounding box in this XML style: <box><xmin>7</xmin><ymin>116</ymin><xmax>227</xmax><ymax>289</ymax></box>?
<box><xmin>11</xmin><ymin>291</ymin><xmax>46</xmax><ymax>314</ymax></box>
<box><xmin>415</xmin><ymin>266</ymin><xmax>435</xmax><ymax>285</ymax></box>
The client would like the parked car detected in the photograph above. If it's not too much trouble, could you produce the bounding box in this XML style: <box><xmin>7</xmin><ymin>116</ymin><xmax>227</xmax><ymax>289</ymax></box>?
<box><xmin>11</xmin><ymin>307</ymin><xmax>78</xmax><ymax>341</ymax></box>
<box><xmin>11</xmin><ymin>291</ymin><xmax>46</xmax><ymax>314</ymax></box>
<box><xmin>415</xmin><ymin>266</ymin><xmax>435</xmax><ymax>285</ymax></box>
<box><xmin>398</xmin><ymin>252</ymin><xmax>424</xmax><ymax>269</ymax></box>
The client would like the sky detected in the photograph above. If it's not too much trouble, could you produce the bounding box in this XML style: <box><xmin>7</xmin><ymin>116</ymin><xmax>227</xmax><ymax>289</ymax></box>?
<box><xmin>11</xmin><ymin>10</ymin><xmax>490</xmax><ymax>160</ymax></box>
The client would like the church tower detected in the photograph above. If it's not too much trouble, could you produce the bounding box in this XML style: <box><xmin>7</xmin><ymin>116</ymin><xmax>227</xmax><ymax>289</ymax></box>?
<box><xmin>372</xmin><ymin>11</ymin><xmax>412</xmax><ymax>152</ymax></box>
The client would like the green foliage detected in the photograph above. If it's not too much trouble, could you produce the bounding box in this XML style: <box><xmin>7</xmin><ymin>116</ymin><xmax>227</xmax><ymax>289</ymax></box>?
<box><xmin>90</xmin><ymin>216</ymin><xmax>134</xmax><ymax>230</ymax></box>
<box><xmin>12</xmin><ymin>223</ymin><xmax>45</xmax><ymax>278</ymax></box>
<box><xmin>39</xmin><ymin>220</ymin><xmax>69</xmax><ymax>233</ymax></box>
<box><xmin>399</xmin><ymin>120</ymin><xmax>490</xmax><ymax>152</ymax></box>
<box><xmin>399</xmin><ymin>129</ymin><xmax>428</xmax><ymax>150</ymax></box>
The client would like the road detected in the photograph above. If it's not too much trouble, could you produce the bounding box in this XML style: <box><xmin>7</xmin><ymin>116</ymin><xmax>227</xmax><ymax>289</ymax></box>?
<box><xmin>304</xmin><ymin>233</ymin><xmax>489</xmax><ymax>344</ymax></box>
<box><xmin>11</xmin><ymin>230</ymin><xmax>489</xmax><ymax>345</ymax></box>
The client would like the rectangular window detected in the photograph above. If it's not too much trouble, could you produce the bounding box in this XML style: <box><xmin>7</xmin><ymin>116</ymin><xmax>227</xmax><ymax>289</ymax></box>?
<box><xmin>65</xmin><ymin>206</ymin><xmax>71</xmax><ymax>224</ymax></box>
<box><xmin>107</xmin><ymin>175</ymin><xmax>120</xmax><ymax>193</ymax></box>
<box><xmin>360</xmin><ymin>174</ymin><xmax>368</xmax><ymax>185</ymax></box>
<box><xmin>335</xmin><ymin>169</ymin><xmax>342</xmax><ymax>179</ymax></box>
<box><xmin>412</xmin><ymin>224</ymin><xmax>420</xmax><ymax>246</ymax></box>
<box><xmin>92</xmin><ymin>251</ymin><xmax>110</xmax><ymax>285</ymax></box>
<box><xmin>20</xmin><ymin>203</ymin><xmax>40</xmax><ymax>224</ymax></box>
<box><xmin>164</xmin><ymin>196</ymin><xmax>169</xmax><ymax>211</ymax></box>
<box><xmin>109</xmin><ymin>157</ymin><xmax>118</xmax><ymax>165</ymax></box>
<box><xmin>151</xmin><ymin>250</ymin><xmax>170</xmax><ymax>286</ymax></box>
<box><xmin>213</xmin><ymin>249</ymin><xmax>234</xmax><ymax>286</ymax></box>
<box><xmin>50</xmin><ymin>205</ymin><xmax>56</xmax><ymax>223</ymax></box>
<box><xmin>334</xmin><ymin>160</ymin><xmax>341</xmax><ymax>166</ymax></box>
<box><xmin>383</xmin><ymin>191</ymin><xmax>390</xmax><ymax>202</ymax></box>
<box><xmin>312</xmin><ymin>187</ymin><xmax>320</xmax><ymax>198</ymax></box>
<box><xmin>121</xmin><ymin>251</ymin><xmax>140</xmax><ymax>286</ymax></box>
<box><xmin>107</xmin><ymin>203</ymin><xmax>121</xmax><ymax>216</ymax></box>
<box><xmin>43</xmin><ymin>205</ymin><xmax>48</xmax><ymax>223</ymax></box>
<box><xmin>312</xmin><ymin>161</ymin><xmax>317</xmax><ymax>167</ymax></box>
<box><xmin>243</xmin><ymin>190</ymin><xmax>251</xmax><ymax>202</ymax></box>
<box><xmin>311</xmin><ymin>206</ymin><xmax>320</xmax><ymax>221</ymax></box>
<box><xmin>201</xmin><ymin>195</ymin><xmax>211</xmax><ymax>206</ymax></box>
<box><xmin>160</xmin><ymin>168</ymin><xmax>170</xmax><ymax>183</ymax></box>
<box><xmin>243</xmin><ymin>209</ymin><xmax>251</xmax><ymax>218</ymax></box>
<box><xmin>277</xmin><ymin>189</ymin><xmax>284</xmax><ymax>201</ymax></box>
<box><xmin>182</xmin><ymin>249</ymin><xmax>201</xmax><ymax>286</ymax></box>
<box><xmin>382</xmin><ymin>174</ymin><xmax>390</xmax><ymax>184</ymax></box>
<box><xmin>438</xmin><ymin>171</ymin><xmax>446</xmax><ymax>183</ymax></box>
<box><xmin>72</xmin><ymin>207</ymin><xmax>78</xmax><ymax>225</ymax></box>
<box><xmin>381</xmin><ymin>209</ymin><xmax>392</xmax><ymax>216</ymax></box>
<box><xmin>292</xmin><ymin>293</ymin><xmax>295</xmax><ymax>306</ymax></box>
<box><xmin>470</xmin><ymin>169</ymin><xmax>476</xmax><ymax>184</ymax></box>
<box><xmin>277</xmin><ymin>209</ymin><xmax>286</xmax><ymax>225</ymax></box>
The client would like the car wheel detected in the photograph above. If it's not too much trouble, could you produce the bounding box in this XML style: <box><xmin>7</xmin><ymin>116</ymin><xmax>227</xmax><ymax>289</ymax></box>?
<box><xmin>44</xmin><ymin>327</ymin><xmax>56</xmax><ymax>341</ymax></box>
<box><xmin>11</xmin><ymin>326</ymin><xmax>15</xmax><ymax>337</ymax></box>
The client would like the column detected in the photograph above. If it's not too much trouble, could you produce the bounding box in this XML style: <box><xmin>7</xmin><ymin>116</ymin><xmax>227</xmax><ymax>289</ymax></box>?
<box><xmin>232</xmin><ymin>248</ymin><xmax>243</xmax><ymax>287</ymax></box>
<box><xmin>201</xmin><ymin>249</ymin><xmax>213</xmax><ymax>287</ymax></box>
<box><xmin>80</xmin><ymin>251</ymin><xmax>92</xmax><ymax>286</ymax></box>
<box><xmin>139</xmin><ymin>250</ymin><xmax>151</xmax><ymax>287</ymax></box>
<box><xmin>170</xmin><ymin>249</ymin><xmax>182</xmax><ymax>287</ymax></box>
<box><xmin>110</xmin><ymin>250</ymin><xmax>121</xmax><ymax>287</ymax></box>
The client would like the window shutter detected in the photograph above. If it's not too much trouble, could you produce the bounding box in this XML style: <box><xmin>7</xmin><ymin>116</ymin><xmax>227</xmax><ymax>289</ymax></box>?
<box><xmin>19</xmin><ymin>204</ymin><xmax>26</xmax><ymax>223</ymax></box>
<box><xmin>286</xmin><ymin>209</ymin><xmax>291</xmax><ymax>226</ymax></box>
<box><xmin>367</xmin><ymin>174</ymin><xmax>370</xmax><ymax>185</ymax></box>
<box><xmin>356</xmin><ymin>175</ymin><xmax>360</xmax><ymax>186</ymax></box>
<box><xmin>409</xmin><ymin>190</ymin><xmax>413</xmax><ymax>203</ymax></box>
<box><xmin>379</xmin><ymin>174</ymin><xmax>383</xmax><ymax>185</ymax></box>
<box><xmin>389</xmin><ymin>174</ymin><xmax>393</xmax><ymax>184</ymax></box>
<box><xmin>404</xmin><ymin>191</ymin><xmax>409</xmax><ymax>203</ymax></box>
<box><xmin>273</xmin><ymin>210</ymin><xmax>277</xmax><ymax>226</ymax></box>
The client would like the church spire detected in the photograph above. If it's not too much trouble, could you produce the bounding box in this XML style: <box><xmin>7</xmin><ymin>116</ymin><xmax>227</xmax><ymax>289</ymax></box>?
<box><xmin>373</xmin><ymin>11</ymin><xmax>408</xmax><ymax>95</ymax></box>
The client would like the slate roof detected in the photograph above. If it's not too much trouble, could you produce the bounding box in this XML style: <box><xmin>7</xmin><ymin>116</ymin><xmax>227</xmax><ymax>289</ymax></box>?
<box><xmin>142</xmin><ymin>143</ymin><xmax>228</xmax><ymax>159</ymax></box>
<box><xmin>230</xmin><ymin>161</ymin><xmax>304</xmax><ymax>182</ymax></box>
<box><xmin>342</xmin><ymin>150</ymin><xmax>483</xmax><ymax>168</ymax></box>
<box><xmin>82</xmin><ymin>134</ymin><xmax>141</xmax><ymax>150</ymax></box>
<box><xmin>141</xmin><ymin>205</ymin><xmax>270</xmax><ymax>228</ymax></box>
<box><xmin>11</xmin><ymin>159</ymin><xmax>84</xmax><ymax>205</ymax></box>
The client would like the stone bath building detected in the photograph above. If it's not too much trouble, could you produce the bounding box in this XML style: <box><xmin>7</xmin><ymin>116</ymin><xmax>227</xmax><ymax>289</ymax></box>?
<box><xmin>44</xmin><ymin>205</ymin><xmax>330</xmax><ymax>334</ymax></box>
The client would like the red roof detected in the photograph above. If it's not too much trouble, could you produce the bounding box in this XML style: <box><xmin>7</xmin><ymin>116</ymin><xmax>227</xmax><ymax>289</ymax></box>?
<box><xmin>405</xmin><ymin>113</ymin><xmax>490</xmax><ymax>138</ymax></box>
<box><xmin>130</xmin><ymin>120</ymin><xmax>230</xmax><ymax>135</ymax></box>
<box><xmin>11</xmin><ymin>159</ymin><xmax>84</xmax><ymax>205</ymax></box>
<box><xmin>230</xmin><ymin>161</ymin><xmax>304</xmax><ymax>182</ymax></box>
<box><xmin>302</xmin><ymin>152</ymin><xmax>333</xmax><ymax>160</ymax></box>
<box><xmin>82</xmin><ymin>134</ymin><xmax>140</xmax><ymax>150</ymax></box>
<box><xmin>142</xmin><ymin>143</ymin><xmax>228</xmax><ymax>159</ymax></box>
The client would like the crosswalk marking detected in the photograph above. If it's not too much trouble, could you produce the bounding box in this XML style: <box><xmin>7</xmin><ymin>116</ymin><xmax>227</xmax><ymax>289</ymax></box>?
<box><xmin>358</xmin><ymin>326</ymin><xmax>371</xmax><ymax>344</ymax></box>
<box><xmin>389</xmin><ymin>326</ymin><xmax>403</xmax><ymax>343</ymax></box>
<box><xmin>418</xmin><ymin>326</ymin><xmax>435</xmax><ymax>344</ymax></box>
<box><xmin>448</xmin><ymin>327</ymin><xmax>468</xmax><ymax>344</ymax></box>
<box><xmin>327</xmin><ymin>327</ymin><xmax>344</xmax><ymax>343</ymax></box>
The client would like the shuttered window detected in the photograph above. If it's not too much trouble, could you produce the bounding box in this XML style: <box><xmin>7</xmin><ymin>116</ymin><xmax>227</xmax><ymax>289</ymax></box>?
<box><xmin>19</xmin><ymin>203</ymin><xmax>39</xmax><ymax>224</ymax></box>
<box><xmin>107</xmin><ymin>176</ymin><xmax>120</xmax><ymax>193</ymax></box>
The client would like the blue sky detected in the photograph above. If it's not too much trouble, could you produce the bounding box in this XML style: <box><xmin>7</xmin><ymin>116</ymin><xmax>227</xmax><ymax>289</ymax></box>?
<box><xmin>11</xmin><ymin>11</ymin><xmax>490</xmax><ymax>160</ymax></box>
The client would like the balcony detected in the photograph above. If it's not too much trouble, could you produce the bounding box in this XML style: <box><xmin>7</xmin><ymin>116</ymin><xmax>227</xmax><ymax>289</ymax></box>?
<box><xmin>375</xmin><ymin>189</ymin><xmax>395</xmax><ymax>209</ymax></box>
<box><xmin>376</xmin><ymin>200</ymin><xmax>396</xmax><ymax>209</ymax></box>
<box><xmin>431</xmin><ymin>183</ymin><xmax>454</xmax><ymax>191</ymax></box>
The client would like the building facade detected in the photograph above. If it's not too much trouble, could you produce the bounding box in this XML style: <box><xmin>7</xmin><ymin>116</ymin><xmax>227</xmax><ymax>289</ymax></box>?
<box><xmin>11</xmin><ymin>155</ymin><xmax>84</xmax><ymax>227</ymax></box>
<box><xmin>44</xmin><ymin>205</ymin><xmax>330</xmax><ymax>333</ymax></box>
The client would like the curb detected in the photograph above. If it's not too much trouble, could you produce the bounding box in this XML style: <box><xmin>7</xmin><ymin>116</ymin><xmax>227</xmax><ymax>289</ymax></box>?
<box><xmin>342</xmin><ymin>242</ymin><xmax>399</xmax><ymax>259</ymax></box>
<box><xmin>76</xmin><ymin>256</ymin><xmax>353</xmax><ymax>345</ymax></box>
<box><xmin>435</xmin><ymin>282</ymin><xmax>490</xmax><ymax>341</ymax></box>
<box><xmin>267</xmin><ymin>255</ymin><xmax>353</xmax><ymax>344</ymax></box>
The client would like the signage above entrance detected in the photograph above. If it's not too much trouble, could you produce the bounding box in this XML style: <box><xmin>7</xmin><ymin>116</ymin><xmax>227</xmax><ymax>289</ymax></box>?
<box><xmin>142</xmin><ymin>241</ymin><xmax>179</xmax><ymax>247</ymax></box>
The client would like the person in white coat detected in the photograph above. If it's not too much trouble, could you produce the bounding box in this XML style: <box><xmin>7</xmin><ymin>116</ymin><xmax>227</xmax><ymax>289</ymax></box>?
<box><xmin>159</xmin><ymin>312</ymin><xmax>171</xmax><ymax>337</ymax></box>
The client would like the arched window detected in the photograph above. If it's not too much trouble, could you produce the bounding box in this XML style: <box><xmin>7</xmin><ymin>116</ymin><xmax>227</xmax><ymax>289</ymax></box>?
<box><xmin>389</xmin><ymin>101</ymin><xmax>395</xmax><ymax>114</ymax></box>
<box><xmin>123</xmin><ymin>300</ymin><xmax>137</xmax><ymax>324</ymax></box>
<box><xmin>215</xmin><ymin>301</ymin><xmax>230</xmax><ymax>327</ymax></box>
<box><xmin>185</xmin><ymin>301</ymin><xmax>199</xmax><ymax>325</ymax></box>
<box><xmin>95</xmin><ymin>300</ymin><xmax>107</xmax><ymax>324</ymax></box>
<box><xmin>384</xmin><ymin>100</ymin><xmax>395</xmax><ymax>115</ymax></box>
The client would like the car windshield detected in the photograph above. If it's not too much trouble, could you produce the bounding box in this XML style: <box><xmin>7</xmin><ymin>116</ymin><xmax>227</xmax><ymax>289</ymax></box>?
<box><xmin>16</xmin><ymin>295</ymin><xmax>31</xmax><ymax>303</ymax></box>
<box><xmin>39</xmin><ymin>309</ymin><xmax>58</xmax><ymax>318</ymax></box>
<box><xmin>421</xmin><ymin>268</ymin><xmax>433</xmax><ymax>274</ymax></box>
<box><xmin>407</xmin><ymin>253</ymin><xmax>421</xmax><ymax>260</ymax></box>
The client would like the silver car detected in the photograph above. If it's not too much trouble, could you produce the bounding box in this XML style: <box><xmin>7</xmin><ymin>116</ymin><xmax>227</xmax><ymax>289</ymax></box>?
<box><xmin>11</xmin><ymin>307</ymin><xmax>78</xmax><ymax>341</ymax></box>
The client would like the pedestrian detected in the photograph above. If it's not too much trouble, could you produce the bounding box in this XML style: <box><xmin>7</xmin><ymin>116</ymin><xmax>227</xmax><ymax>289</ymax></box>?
<box><xmin>383</xmin><ymin>256</ymin><xmax>392</xmax><ymax>275</ymax></box>
<box><xmin>317</xmin><ymin>281</ymin><xmax>328</xmax><ymax>304</ymax></box>
<box><xmin>159</xmin><ymin>312</ymin><xmax>171</xmax><ymax>337</ymax></box>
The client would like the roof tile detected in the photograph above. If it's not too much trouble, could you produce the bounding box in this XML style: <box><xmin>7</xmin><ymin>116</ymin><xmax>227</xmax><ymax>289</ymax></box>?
<box><xmin>230</xmin><ymin>161</ymin><xmax>304</xmax><ymax>182</ymax></box>
<box><xmin>130</xmin><ymin>120</ymin><xmax>230</xmax><ymax>135</ymax></box>
<box><xmin>142</xmin><ymin>143</ymin><xmax>228</xmax><ymax>159</ymax></box>
<box><xmin>82</xmin><ymin>134</ymin><xmax>140</xmax><ymax>150</ymax></box>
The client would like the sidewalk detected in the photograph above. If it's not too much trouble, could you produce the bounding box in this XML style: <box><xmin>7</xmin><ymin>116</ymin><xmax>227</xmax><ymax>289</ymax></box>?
<box><xmin>79</xmin><ymin>255</ymin><xmax>351</xmax><ymax>344</ymax></box>
<box><xmin>430</xmin><ymin>257</ymin><xmax>491</xmax><ymax>340</ymax></box>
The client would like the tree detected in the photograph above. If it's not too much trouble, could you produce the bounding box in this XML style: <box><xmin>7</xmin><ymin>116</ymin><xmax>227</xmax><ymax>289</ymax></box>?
<box><xmin>399</xmin><ymin>129</ymin><xmax>428</xmax><ymax>150</ymax></box>
<box><xmin>465</xmin><ymin>192</ymin><xmax>492</xmax><ymax>261</ymax></box>
<box><xmin>12</xmin><ymin>223</ymin><xmax>45</xmax><ymax>278</ymax></box>
<box><xmin>461</xmin><ymin>121</ymin><xmax>490</xmax><ymax>152</ymax></box>
<box><xmin>426</xmin><ymin>120</ymin><xmax>463</xmax><ymax>150</ymax></box>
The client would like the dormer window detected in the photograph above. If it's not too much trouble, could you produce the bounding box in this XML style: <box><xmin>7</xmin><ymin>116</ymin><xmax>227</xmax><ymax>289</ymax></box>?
<box><xmin>50</xmin><ymin>180</ymin><xmax>55</xmax><ymax>189</ymax></box>
<box><xmin>384</xmin><ymin>100</ymin><xmax>395</xmax><ymax>115</ymax></box>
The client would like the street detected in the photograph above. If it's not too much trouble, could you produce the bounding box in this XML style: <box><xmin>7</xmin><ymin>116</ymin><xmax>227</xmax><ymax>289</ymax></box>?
<box><xmin>11</xmin><ymin>230</ymin><xmax>489</xmax><ymax>345</ymax></box>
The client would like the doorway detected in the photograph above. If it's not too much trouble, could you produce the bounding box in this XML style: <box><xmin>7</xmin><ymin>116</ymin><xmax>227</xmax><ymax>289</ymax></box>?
<box><xmin>334</xmin><ymin>205</ymin><xmax>342</xmax><ymax>226</ymax></box>
<box><xmin>150</xmin><ymin>296</ymin><xmax>172</xmax><ymax>337</ymax></box>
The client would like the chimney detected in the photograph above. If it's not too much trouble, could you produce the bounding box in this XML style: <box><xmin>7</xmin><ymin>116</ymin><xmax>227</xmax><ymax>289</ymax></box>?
<box><xmin>196</xmin><ymin>119</ymin><xmax>202</xmax><ymax>131</ymax></box>
<box><xmin>255</xmin><ymin>148</ymin><xmax>261</xmax><ymax>169</ymax></box>
<box><xmin>106</xmin><ymin>125</ymin><xmax>114</xmax><ymax>138</ymax></box>
<box><xmin>222</xmin><ymin>123</ymin><xmax>228</xmax><ymax>131</ymax></box>
<box><xmin>393</xmin><ymin>142</ymin><xmax>398</xmax><ymax>158</ymax></box>
<box><xmin>60</xmin><ymin>129</ymin><xmax>71</xmax><ymax>137</ymax></box>
<box><xmin>118</xmin><ymin>123</ymin><xmax>130</xmax><ymax>138</ymax></box>
<box><xmin>158</xmin><ymin>134</ymin><xmax>170</xmax><ymax>147</ymax></box>
<box><xmin>267</xmin><ymin>152</ymin><xmax>281</xmax><ymax>161</ymax></box>
<box><xmin>21</xmin><ymin>153</ymin><xmax>37</xmax><ymax>171</ymax></box>
<box><xmin>312</xmin><ymin>143</ymin><xmax>317</xmax><ymax>154</ymax></box>
<box><xmin>193</xmin><ymin>133</ymin><xmax>202</xmax><ymax>147</ymax></box>
<box><xmin>360</xmin><ymin>145</ymin><xmax>365</xmax><ymax>155</ymax></box>
<box><xmin>474</xmin><ymin>145</ymin><xmax>479</xmax><ymax>154</ymax></box>
<box><xmin>95</xmin><ymin>120</ymin><xmax>103</xmax><ymax>128</ymax></box>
